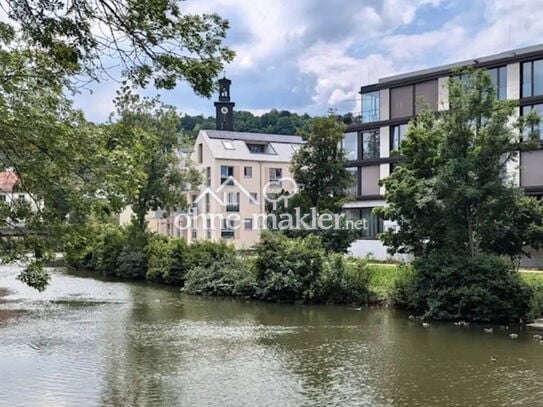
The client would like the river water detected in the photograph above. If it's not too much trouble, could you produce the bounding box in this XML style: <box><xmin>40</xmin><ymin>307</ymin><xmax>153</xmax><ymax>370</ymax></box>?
<box><xmin>1</xmin><ymin>266</ymin><xmax>543</xmax><ymax>406</ymax></box>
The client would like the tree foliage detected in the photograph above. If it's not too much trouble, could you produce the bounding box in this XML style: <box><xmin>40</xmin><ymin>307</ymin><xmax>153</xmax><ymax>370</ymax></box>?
<box><xmin>6</xmin><ymin>0</ymin><xmax>235</xmax><ymax>93</ymax></box>
<box><xmin>106</xmin><ymin>88</ymin><xmax>201</xmax><ymax>230</ymax></box>
<box><xmin>377</xmin><ymin>69</ymin><xmax>543</xmax><ymax>321</ymax></box>
<box><xmin>377</xmin><ymin>69</ymin><xmax>543</xmax><ymax>260</ymax></box>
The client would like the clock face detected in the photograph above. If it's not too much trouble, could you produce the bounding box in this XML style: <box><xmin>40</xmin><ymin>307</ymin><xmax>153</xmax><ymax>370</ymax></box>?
<box><xmin>221</xmin><ymin>106</ymin><xmax>229</xmax><ymax>115</ymax></box>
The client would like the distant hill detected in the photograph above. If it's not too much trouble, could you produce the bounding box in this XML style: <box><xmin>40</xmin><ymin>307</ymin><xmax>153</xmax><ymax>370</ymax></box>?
<box><xmin>179</xmin><ymin>109</ymin><xmax>360</xmax><ymax>139</ymax></box>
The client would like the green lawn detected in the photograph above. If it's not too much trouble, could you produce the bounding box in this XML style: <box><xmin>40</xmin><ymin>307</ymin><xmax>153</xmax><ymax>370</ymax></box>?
<box><xmin>365</xmin><ymin>263</ymin><xmax>543</xmax><ymax>303</ymax></box>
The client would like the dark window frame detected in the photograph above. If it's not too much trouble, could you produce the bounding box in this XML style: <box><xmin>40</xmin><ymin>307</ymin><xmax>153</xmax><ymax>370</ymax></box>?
<box><xmin>360</xmin><ymin>129</ymin><xmax>380</xmax><ymax>160</ymax></box>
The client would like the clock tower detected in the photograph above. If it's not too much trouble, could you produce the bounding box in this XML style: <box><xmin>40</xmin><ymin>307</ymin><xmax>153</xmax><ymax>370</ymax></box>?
<box><xmin>214</xmin><ymin>77</ymin><xmax>235</xmax><ymax>131</ymax></box>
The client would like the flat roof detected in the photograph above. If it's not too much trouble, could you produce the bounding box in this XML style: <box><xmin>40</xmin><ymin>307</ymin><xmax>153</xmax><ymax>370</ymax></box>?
<box><xmin>361</xmin><ymin>43</ymin><xmax>543</xmax><ymax>92</ymax></box>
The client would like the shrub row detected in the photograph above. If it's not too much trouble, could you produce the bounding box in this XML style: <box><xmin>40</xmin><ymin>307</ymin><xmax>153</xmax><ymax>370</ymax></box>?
<box><xmin>65</xmin><ymin>226</ymin><xmax>372</xmax><ymax>305</ymax></box>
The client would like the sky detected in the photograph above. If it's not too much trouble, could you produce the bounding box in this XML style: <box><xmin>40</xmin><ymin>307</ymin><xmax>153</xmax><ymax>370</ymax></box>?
<box><xmin>73</xmin><ymin>0</ymin><xmax>543</xmax><ymax>122</ymax></box>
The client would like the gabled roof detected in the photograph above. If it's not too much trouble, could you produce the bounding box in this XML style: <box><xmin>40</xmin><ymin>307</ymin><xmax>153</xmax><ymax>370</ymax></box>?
<box><xmin>204</xmin><ymin>129</ymin><xmax>304</xmax><ymax>144</ymax></box>
<box><xmin>199</xmin><ymin>130</ymin><xmax>304</xmax><ymax>162</ymax></box>
<box><xmin>0</xmin><ymin>171</ymin><xmax>18</xmax><ymax>193</ymax></box>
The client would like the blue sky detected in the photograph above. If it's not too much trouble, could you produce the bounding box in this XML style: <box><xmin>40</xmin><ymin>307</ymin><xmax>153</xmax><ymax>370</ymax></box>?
<box><xmin>74</xmin><ymin>0</ymin><xmax>543</xmax><ymax>122</ymax></box>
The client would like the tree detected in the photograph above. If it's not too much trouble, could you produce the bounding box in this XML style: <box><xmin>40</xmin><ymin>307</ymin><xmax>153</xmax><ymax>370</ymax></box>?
<box><xmin>107</xmin><ymin>88</ymin><xmax>201</xmax><ymax>231</ymax></box>
<box><xmin>5</xmin><ymin>0</ymin><xmax>234</xmax><ymax>93</ymax></box>
<box><xmin>377</xmin><ymin>69</ymin><xmax>543</xmax><ymax>321</ymax></box>
<box><xmin>264</xmin><ymin>113</ymin><xmax>358</xmax><ymax>254</ymax></box>
<box><xmin>0</xmin><ymin>1</ymin><xmax>233</xmax><ymax>289</ymax></box>
<box><xmin>291</xmin><ymin>113</ymin><xmax>352</xmax><ymax>212</ymax></box>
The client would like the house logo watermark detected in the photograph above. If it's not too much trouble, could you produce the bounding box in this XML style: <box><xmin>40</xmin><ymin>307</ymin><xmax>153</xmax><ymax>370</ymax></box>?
<box><xmin>174</xmin><ymin>176</ymin><xmax>367</xmax><ymax>233</ymax></box>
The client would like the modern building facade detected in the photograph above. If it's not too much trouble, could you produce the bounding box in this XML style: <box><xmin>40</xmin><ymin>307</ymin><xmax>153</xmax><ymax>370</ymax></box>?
<box><xmin>344</xmin><ymin>44</ymin><xmax>543</xmax><ymax>261</ymax></box>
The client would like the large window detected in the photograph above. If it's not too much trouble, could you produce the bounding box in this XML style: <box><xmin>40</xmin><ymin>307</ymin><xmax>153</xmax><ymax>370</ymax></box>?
<box><xmin>221</xmin><ymin>219</ymin><xmax>235</xmax><ymax>239</ymax></box>
<box><xmin>390</xmin><ymin>123</ymin><xmax>408</xmax><ymax>154</ymax></box>
<box><xmin>361</xmin><ymin>130</ymin><xmax>380</xmax><ymax>160</ymax></box>
<box><xmin>225</xmin><ymin>192</ymin><xmax>240</xmax><ymax>212</ymax></box>
<box><xmin>522</xmin><ymin>103</ymin><xmax>543</xmax><ymax>140</ymax></box>
<box><xmin>522</xmin><ymin>59</ymin><xmax>543</xmax><ymax>98</ymax></box>
<box><xmin>390</xmin><ymin>85</ymin><xmax>414</xmax><ymax>119</ymax></box>
<box><xmin>343</xmin><ymin>132</ymin><xmax>358</xmax><ymax>160</ymax></box>
<box><xmin>220</xmin><ymin>165</ymin><xmax>234</xmax><ymax>185</ymax></box>
<box><xmin>415</xmin><ymin>80</ymin><xmax>438</xmax><ymax>112</ymax></box>
<box><xmin>344</xmin><ymin>207</ymin><xmax>383</xmax><ymax>238</ymax></box>
<box><xmin>488</xmin><ymin>66</ymin><xmax>507</xmax><ymax>100</ymax></box>
<box><xmin>360</xmin><ymin>165</ymin><xmax>380</xmax><ymax>196</ymax></box>
<box><xmin>345</xmin><ymin>167</ymin><xmax>359</xmax><ymax>197</ymax></box>
<box><xmin>362</xmin><ymin>91</ymin><xmax>380</xmax><ymax>123</ymax></box>
<box><xmin>197</xmin><ymin>143</ymin><xmax>203</xmax><ymax>163</ymax></box>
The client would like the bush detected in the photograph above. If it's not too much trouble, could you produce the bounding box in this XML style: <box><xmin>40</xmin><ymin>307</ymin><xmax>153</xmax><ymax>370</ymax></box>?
<box><xmin>64</xmin><ymin>225</ymin><xmax>100</xmax><ymax>271</ymax></box>
<box><xmin>95</xmin><ymin>225</ymin><xmax>125</xmax><ymax>277</ymax></box>
<box><xmin>404</xmin><ymin>252</ymin><xmax>529</xmax><ymax>322</ymax></box>
<box><xmin>115</xmin><ymin>224</ymin><xmax>149</xmax><ymax>279</ymax></box>
<box><xmin>254</xmin><ymin>231</ymin><xmax>327</xmax><ymax>302</ymax></box>
<box><xmin>523</xmin><ymin>274</ymin><xmax>543</xmax><ymax>321</ymax></box>
<box><xmin>318</xmin><ymin>254</ymin><xmax>371</xmax><ymax>304</ymax></box>
<box><xmin>146</xmin><ymin>236</ymin><xmax>173</xmax><ymax>283</ymax></box>
<box><xmin>188</xmin><ymin>240</ymin><xmax>237</xmax><ymax>270</ymax></box>
<box><xmin>184</xmin><ymin>259</ymin><xmax>257</xmax><ymax>297</ymax></box>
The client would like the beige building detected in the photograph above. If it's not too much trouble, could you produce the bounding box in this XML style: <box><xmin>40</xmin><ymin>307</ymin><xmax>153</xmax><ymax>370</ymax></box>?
<box><xmin>183</xmin><ymin>129</ymin><xmax>303</xmax><ymax>249</ymax></box>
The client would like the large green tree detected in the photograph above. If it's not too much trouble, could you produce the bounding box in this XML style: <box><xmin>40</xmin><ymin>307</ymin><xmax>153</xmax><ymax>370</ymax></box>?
<box><xmin>0</xmin><ymin>2</ymin><xmax>233</xmax><ymax>289</ymax></box>
<box><xmin>266</xmin><ymin>113</ymin><xmax>358</xmax><ymax>253</ymax></box>
<box><xmin>107</xmin><ymin>88</ymin><xmax>201</xmax><ymax>231</ymax></box>
<box><xmin>377</xmin><ymin>69</ymin><xmax>543</xmax><ymax>321</ymax></box>
<box><xmin>291</xmin><ymin>113</ymin><xmax>352</xmax><ymax>213</ymax></box>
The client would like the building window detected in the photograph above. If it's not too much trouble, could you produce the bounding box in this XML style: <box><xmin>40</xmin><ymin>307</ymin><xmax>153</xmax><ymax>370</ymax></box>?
<box><xmin>362</xmin><ymin>91</ymin><xmax>380</xmax><ymax>123</ymax></box>
<box><xmin>360</xmin><ymin>165</ymin><xmax>381</xmax><ymax>196</ymax></box>
<box><xmin>391</xmin><ymin>85</ymin><xmax>414</xmax><ymax>119</ymax></box>
<box><xmin>346</xmin><ymin>167</ymin><xmax>359</xmax><ymax>197</ymax></box>
<box><xmin>390</xmin><ymin>162</ymin><xmax>399</xmax><ymax>174</ymax></box>
<box><xmin>390</xmin><ymin>123</ymin><xmax>408</xmax><ymax>154</ymax></box>
<box><xmin>0</xmin><ymin>194</ymin><xmax>5</xmax><ymax>202</ymax></box>
<box><xmin>414</xmin><ymin>80</ymin><xmax>438</xmax><ymax>112</ymax></box>
<box><xmin>488</xmin><ymin>66</ymin><xmax>507</xmax><ymax>100</ymax></box>
<box><xmin>521</xmin><ymin>103</ymin><xmax>543</xmax><ymax>140</ymax></box>
<box><xmin>222</xmin><ymin>140</ymin><xmax>235</xmax><ymax>150</ymax></box>
<box><xmin>361</xmin><ymin>130</ymin><xmax>380</xmax><ymax>160</ymax></box>
<box><xmin>206</xmin><ymin>218</ymin><xmax>211</xmax><ymax>230</ymax></box>
<box><xmin>198</xmin><ymin>143</ymin><xmax>203</xmax><ymax>163</ymax></box>
<box><xmin>250</xmin><ymin>192</ymin><xmax>258</xmax><ymax>203</ymax></box>
<box><xmin>225</xmin><ymin>192</ymin><xmax>240</xmax><ymax>212</ymax></box>
<box><xmin>343</xmin><ymin>132</ymin><xmax>358</xmax><ymax>161</ymax></box>
<box><xmin>344</xmin><ymin>207</ymin><xmax>383</xmax><ymax>238</ymax></box>
<box><xmin>244</xmin><ymin>166</ymin><xmax>253</xmax><ymax>178</ymax></box>
<box><xmin>192</xmin><ymin>229</ymin><xmax>197</xmax><ymax>240</ymax></box>
<box><xmin>269</xmin><ymin>168</ymin><xmax>283</xmax><ymax>182</ymax></box>
<box><xmin>522</xmin><ymin>59</ymin><xmax>543</xmax><ymax>98</ymax></box>
<box><xmin>205</xmin><ymin>194</ymin><xmax>210</xmax><ymax>212</ymax></box>
<box><xmin>244</xmin><ymin>218</ymin><xmax>253</xmax><ymax>231</ymax></box>
<box><xmin>220</xmin><ymin>165</ymin><xmax>234</xmax><ymax>185</ymax></box>
<box><xmin>206</xmin><ymin>167</ymin><xmax>211</xmax><ymax>186</ymax></box>
<box><xmin>221</xmin><ymin>219</ymin><xmax>235</xmax><ymax>239</ymax></box>
<box><xmin>247</xmin><ymin>143</ymin><xmax>266</xmax><ymax>153</ymax></box>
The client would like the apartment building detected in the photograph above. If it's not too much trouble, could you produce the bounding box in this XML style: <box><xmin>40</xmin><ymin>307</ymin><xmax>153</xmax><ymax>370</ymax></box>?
<box><xmin>344</xmin><ymin>44</ymin><xmax>543</xmax><ymax>261</ymax></box>
<box><xmin>186</xmin><ymin>129</ymin><xmax>302</xmax><ymax>248</ymax></box>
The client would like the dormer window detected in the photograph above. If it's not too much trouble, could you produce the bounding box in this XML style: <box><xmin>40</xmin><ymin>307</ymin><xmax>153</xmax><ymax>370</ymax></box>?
<box><xmin>222</xmin><ymin>140</ymin><xmax>235</xmax><ymax>150</ymax></box>
<box><xmin>247</xmin><ymin>143</ymin><xmax>266</xmax><ymax>153</ymax></box>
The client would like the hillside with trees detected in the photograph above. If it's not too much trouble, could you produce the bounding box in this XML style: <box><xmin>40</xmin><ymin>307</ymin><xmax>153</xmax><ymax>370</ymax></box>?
<box><xmin>179</xmin><ymin>109</ymin><xmax>359</xmax><ymax>138</ymax></box>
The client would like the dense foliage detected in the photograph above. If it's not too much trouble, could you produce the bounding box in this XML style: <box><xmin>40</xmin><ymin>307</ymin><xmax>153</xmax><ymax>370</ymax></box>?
<box><xmin>377</xmin><ymin>69</ymin><xmax>543</xmax><ymax>321</ymax></box>
<box><xmin>179</xmin><ymin>110</ymin><xmax>360</xmax><ymax>140</ymax></box>
<box><xmin>265</xmin><ymin>114</ymin><xmax>359</xmax><ymax>253</ymax></box>
<box><xmin>6</xmin><ymin>0</ymin><xmax>234</xmax><ymax>93</ymax></box>
<box><xmin>0</xmin><ymin>1</ymin><xmax>233</xmax><ymax>289</ymax></box>
<box><xmin>65</xmin><ymin>227</ymin><xmax>371</xmax><ymax>305</ymax></box>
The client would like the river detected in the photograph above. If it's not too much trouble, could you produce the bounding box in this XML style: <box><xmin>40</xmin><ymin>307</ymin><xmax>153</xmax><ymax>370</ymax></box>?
<box><xmin>1</xmin><ymin>266</ymin><xmax>542</xmax><ymax>406</ymax></box>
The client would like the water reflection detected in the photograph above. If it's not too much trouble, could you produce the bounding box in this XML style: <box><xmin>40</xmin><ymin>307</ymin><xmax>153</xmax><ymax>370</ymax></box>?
<box><xmin>1</xmin><ymin>266</ymin><xmax>543</xmax><ymax>406</ymax></box>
